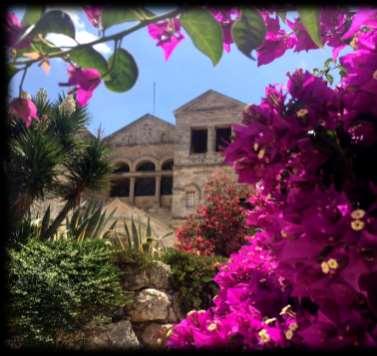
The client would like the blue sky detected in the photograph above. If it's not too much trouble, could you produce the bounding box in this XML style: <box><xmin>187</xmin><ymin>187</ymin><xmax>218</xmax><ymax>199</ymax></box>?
<box><xmin>11</xmin><ymin>7</ymin><xmax>338</xmax><ymax>137</ymax></box>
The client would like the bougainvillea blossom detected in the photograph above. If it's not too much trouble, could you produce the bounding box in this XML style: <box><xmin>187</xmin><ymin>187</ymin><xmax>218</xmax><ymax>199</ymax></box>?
<box><xmin>10</xmin><ymin>93</ymin><xmax>38</xmax><ymax>128</ymax></box>
<box><xmin>210</xmin><ymin>8</ymin><xmax>241</xmax><ymax>53</ymax></box>
<box><xmin>60</xmin><ymin>66</ymin><xmax>102</xmax><ymax>107</ymax></box>
<box><xmin>147</xmin><ymin>18</ymin><xmax>184</xmax><ymax>60</ymax></box>
<box><xmin>83</xmin><ymin>6</ymin><xmax>103</xmax><ymax>28</ymax></box>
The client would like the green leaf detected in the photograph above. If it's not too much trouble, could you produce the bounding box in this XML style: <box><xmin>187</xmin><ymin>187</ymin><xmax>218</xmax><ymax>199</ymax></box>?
<box><xmin>325</xmin><ymin>73</ymin><xmax>334</xmax><ymax>85</ymax></box>
<box><xmin>31</xmin><ymin>10</ymin><xmax>76</xmax><ymax>39</ymax></box>
<box><xmin>232</xmin><ymin>9</ymin><xmax>266</xmax><ymax>59</ymax></box>
<box><xmin>69</xmin><ymin>46</ymin><xmax>108</xmax><ymax>75</ymax></box>
<box><xmin>181</xmin><ymin>9</ymin><xmax>223</xmax><ymax>66</ymax></box>
<box><xmin>102</xmin><ymin>8</ymin><xmax>155</xmax><ymax>28</ymax></box>
<box><xmin>22</xmin><ymin>8</ymin><xmax>44</xmax><ymax>27</ymax></box>
<box><xmin>298</xmin><ymin>8</ymin><xmax>323</xmax><ymax>48</ymax></box>
<box><xmin>104</xmin><ymin>48</ymin><xmax>138</xmax><ymax>92</ymax></box>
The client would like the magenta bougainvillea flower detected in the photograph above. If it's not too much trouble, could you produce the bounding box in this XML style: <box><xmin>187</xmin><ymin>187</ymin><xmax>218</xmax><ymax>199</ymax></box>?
<box><xmin>168</xmin><ymin>8</ymin><xmax>377</xmax><ymax>349</ymax></box>
<box><xmin>6</xmin><ymin>11</ymin><xmax>31</xmax><ymax>49</ymax></box>
<box><xmin>257</xmin><ymin>13</ymin><xmax>296</xmax><ymax>66</ymax></box>
<box><xmin>147</xmin><ymin>18</ymin><xmax>184</xmax><ymax>60</ymax></box>
<box><xmin>210</xmin><ymin>8</ymin><xmax>241</xmax><ymax>53</ymax></box>
<box><xmin>10</xmin><ymin>94</ymin><xmax>38</xmax><ymax>128</ymax></box>
<box><xmin>60</xmin><ymin>66</ymin><xmax>101</xmax><ymax>107</ymax></box>
<box><xmin>83</xmin><ymin>6</ymin><xmax>103</xmax><ymax>28</ymax></box>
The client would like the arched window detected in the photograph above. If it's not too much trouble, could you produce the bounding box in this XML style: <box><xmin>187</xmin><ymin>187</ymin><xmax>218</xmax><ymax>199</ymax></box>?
<box><xmin>135</xmin><ymin>177</ymin><xmax>155</xmax><ymax>196</ymax></box>
<box><xmin>136</xmin><ymin>161</ymin><xmax>155</xmax><ymax>172</ymax></box>
<box><xmin>161</xmin><ymin>176</ymin><xmax>173</xmax><ymax>195</ymax></box>
<box><xmin>161</xmin><ymin>159</ymin><xmax>174</xmax><ymax>171</ymax></box>
<box><xmin>110</xmin><ymin>178</ymin><xmax>130</xmax><ymax>197</ymax></box>
<box><xmin>112</xmin><ymin>162</ymin><xmax>130</xmax><ymax>174</ymax></box>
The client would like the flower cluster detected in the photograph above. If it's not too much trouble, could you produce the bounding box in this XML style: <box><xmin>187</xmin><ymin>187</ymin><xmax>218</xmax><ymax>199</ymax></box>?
<box><xmin>176</xmin><ymin>171</ymin><xmax>250</xmax><ymax>257</ymax></box>
<box><xmin>257</xmin><ymin>8</ymin><xmax>353</xmax><ymax>66</ymax></box>
<box><xmin>168</xmin><ymin>8</ymin><xmax>377</xmax><ymax>349</ymax></box>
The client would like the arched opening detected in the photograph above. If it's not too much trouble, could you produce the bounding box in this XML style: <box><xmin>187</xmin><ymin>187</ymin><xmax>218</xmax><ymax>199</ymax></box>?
<box><xmin>162</xmin><ymin>159</ymin><xmax>174</xmax><ymax>171</ymax></box>
<box><xmin>136</xmin><ymin>161</ymin><xmax>156</xmax><ymax>172</ymax></box>
<box><xmin>112</xmin><ymin>162</ymin><xmax>130</xmax><ymax>174</ymax></box>
<box><xmin>110</xmin><ymin>178</ymin><xmax>130</xmax><ymax>197</ymax></box>
<box><xmin>161</xmin><ymin>176</ymin><xmax>173</xmax><ymax>195</ymax></box>
<box><xmin>135</xmin><ymin>177</ymin><xmax>155</xmax><ymax>196</ymax></box>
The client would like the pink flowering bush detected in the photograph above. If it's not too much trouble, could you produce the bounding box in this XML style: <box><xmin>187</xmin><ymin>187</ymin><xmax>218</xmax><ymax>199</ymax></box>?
<box><xmin>168</xmin><ymin>8</ymin><xmax>377</xmax><ymax>350</ymax></box>
<box><xmin>176</xmin><ymin>171</ymin><xmax>251</xmax><ymax>257</ymax></box>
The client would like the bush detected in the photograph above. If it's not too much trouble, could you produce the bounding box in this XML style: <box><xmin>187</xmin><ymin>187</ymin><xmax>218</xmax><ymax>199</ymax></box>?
<box><xmin>7</xmin><ymin>238</ymin><xmax>125</xmax><ymax>346</ymax></box>
<box><xmin>176</xmin><ymin>171</ymin><xmax>251</xmax><ymax>257</ymax></box>
<box><xmin>162</xmin><ymin>248</ymin><xmax>225</xmax><ymax>314</ymax></box>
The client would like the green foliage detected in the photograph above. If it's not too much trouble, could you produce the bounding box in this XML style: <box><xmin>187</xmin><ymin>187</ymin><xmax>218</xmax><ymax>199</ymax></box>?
<box><xmin>65</xmin><ymin>200</ymin><xmax>117</xmax><ymax>241</ymax></box>
<box><xmin>162</xmin><ymin>248</ymin><xmax>225</xmax><ymax>313</ymax></box>
<box><xmin>232</xmin><ymin>8</ymin><xmax>266</xmax><ymax>59</ymax></box>
<box><xmin>8</xmin><ymin>238</ymin><xmax>125</xmax><ymax>346</ymax></box>
<box><xmin>69</xmin><ymin>46</ymin><xmax>108</xmax><ymax>76</ymax></box>
<box><xmin>298</xmin><ymin>8</ymin><xmax>323</xmax><ymax>48</ymax></box>
<box><xmin>115</xmin><ymin>216</ymin><xmax>172</xmax><ymax>258</ymax></box>
<box><xmin>181</xmin><ymin>9</ymin><xmax>223</xmax><ymax>66</ymax></box>
<box><xmin>104</xmin><ymin>48</ymin><xmax>139</xmax><ymax>92</ymax></box>
<box><xmin>102</xmin><ymin>8</ymin><xmax>155</xmax><ymax>28</ymax></box>
<box><xmin>23</xmin><ymin>10</ymin><xmax>76</xmax><ymax>45</ymax></box>
<box><xmin>22</xmin><ymin>7</ymin><xmax>44</xmax><ymax>27</ymax></box>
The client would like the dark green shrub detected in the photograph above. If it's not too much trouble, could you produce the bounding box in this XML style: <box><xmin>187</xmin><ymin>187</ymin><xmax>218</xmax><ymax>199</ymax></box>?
<box><xmin>161</xmin><ymin>248</ymin><xmax>226</xmax><ymax>314</ymax></box>
<box><xmin>8</xmin><ymin>238</ymin><xmax>125</xmax><ymax>346</ymax></box>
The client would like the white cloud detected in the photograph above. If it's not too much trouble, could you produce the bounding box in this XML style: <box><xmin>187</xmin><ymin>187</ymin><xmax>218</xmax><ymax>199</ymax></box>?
<box><xmin>45</xmin><ymin>7</ymin><xmax>111</xmax><ymax>56</ymax></box>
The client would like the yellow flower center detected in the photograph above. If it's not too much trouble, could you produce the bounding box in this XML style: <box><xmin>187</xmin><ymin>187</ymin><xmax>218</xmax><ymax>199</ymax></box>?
<box><xmin>253</xmin><ymin>143</ymin><xmax>259</xmax><ymax>152</ymax></box>
<box><xmin>351</xmin><ymin>209</ymin><xmax>366</xmax><ymax>220</ymax></box>
<box><xmin>296</xmin><ymin>108</ymin><xmax>309</xmax><ymax>118</ymax></box>
<box><xmin>285</xmin><ymin>329</ymin><xmax>294</xmax><ymax>340</ymax></box>
<box><xmin>257</xmin><ymin>148</ymin><xmax>266</xmax><ymax>160</ymax></box>
<box><xmin>327</xmin><ymin>258</ymin><xmax>338</xmax><ymax>269</ymax></box>
<box><xmin>289</xmin><ymin>322</ymin><xmax>298</xmax><ymax>331</ymax></box>
<box><xmin>351</xmin><ymin>219</ymin><xmax>365</xmax><ymax>231</ymax></box>
<box><xmin>258</xmin><ymin>329</ymin><xmax>270</xmax><ymax>343</ymax></box>
<box><xmin>373</xmin><ymin>70</ymin><xmax>377</xmax><ymax>80</ymax></box>
<box><xmin>264</xmin><ymin>317</ymin><xmax>277</xmax><ymax>325</ymax></box>
<box><xmin>207</xmin><ymin>323</ymin><xmax>217</xmax><ymax>332</ymax></box>
<box><xmin>321</xmin><ymin>261</ymin><xmax>330</xmax><ymax>274</ymax></box>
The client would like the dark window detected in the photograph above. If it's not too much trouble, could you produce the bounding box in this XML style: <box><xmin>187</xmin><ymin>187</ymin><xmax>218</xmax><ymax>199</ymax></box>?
<box><xmin>191</xmin><ymin>128</ymin><xmax>208</xmax><ymax>154</ymax></box>
<box><xmin>136</xmin><ymin>161</ymin><xmax>155</xmax><ymax>172</ymax></box>
<box><xmin>135</xmin><ymin>177</ymin><xmax>155</xmax><ymax>196</ymax></box>
<box><xmin>113</xmin><ymin>163</ymin><xmax>130</xmax><ymax>174</ymax></box>
<box><xmin>110</xmin><ymin>178</ymin><xmax>130</xmax><ymax>197</ymax></box>
<box><xmin>161</xmin><ymin>176</ymin><xmax>173</xmax><ymax>195</ymax></box>
<box><xmin>162</xmin><ymin>159</ymin><xmax>174</xmax><ymax>171</ymax></box>
<box><xmin>215</xmin><ymin>127</ymin><xmax>232</xmax><ymax>152</ymax></box>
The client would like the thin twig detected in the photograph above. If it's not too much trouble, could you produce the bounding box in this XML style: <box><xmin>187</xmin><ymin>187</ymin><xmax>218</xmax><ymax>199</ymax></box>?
<box><xmin>18</xmin><ymin>64</ymin><xmax>30</xmax><ymax>97</ymax></box>
<box><xmin>13</xmin><ymin>9</ymin><xmax>181</xmax><ymax>67</ymax></box>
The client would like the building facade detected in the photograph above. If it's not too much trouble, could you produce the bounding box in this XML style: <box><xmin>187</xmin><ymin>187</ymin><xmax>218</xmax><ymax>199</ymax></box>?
<box><xmin>103</xmin><ymin>89</ymin><xmax>246</xmax><ymax>223</ymax></box>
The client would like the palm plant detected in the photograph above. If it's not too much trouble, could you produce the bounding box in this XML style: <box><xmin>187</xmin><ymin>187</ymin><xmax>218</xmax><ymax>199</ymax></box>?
<box><xmin>116</xmin><ymin>216</ymin><xmax>173</xmax><ymax>257</ymax></box>
<box><xmin>44</xmin><ymin>136</ymin><xmax>112</xmax><ymax>239</ymax></box>
<box><xmin>6</xmin><ymin>88</ymin><xmax>112</xmax><ymax>242</ymax></box>
<box><xmin>64</xmin><ymin>200</ymin><xmax>117</xmax><ymax>241</ymax></box>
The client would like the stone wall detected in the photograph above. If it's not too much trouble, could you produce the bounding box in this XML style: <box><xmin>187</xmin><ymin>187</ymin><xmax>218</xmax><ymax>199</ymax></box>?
<box><xmin>57</xmin><ymin>260</ymin><xmax>182</xmax><ymax>350</ymax></box>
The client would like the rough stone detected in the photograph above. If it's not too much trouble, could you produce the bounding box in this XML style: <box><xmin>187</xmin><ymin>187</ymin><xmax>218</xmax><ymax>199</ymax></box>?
<box><xmin>129</xmin><ymin>289</ymin><xmax>171</xmax><ymax>322</ymax></box>
<box><xmin>123</xmin><ymin>261</ymin><xmax>171</xmax><ymax>291</ymax></box>
<box><xmin>140</xmin><ymin>323</ymin><xmax>173</xmax><ymax>348</ymax></box>
<box><xmin>56</xmin><ymin>320</ymin><xmax>140</xmax><ymax>350</ymax></box>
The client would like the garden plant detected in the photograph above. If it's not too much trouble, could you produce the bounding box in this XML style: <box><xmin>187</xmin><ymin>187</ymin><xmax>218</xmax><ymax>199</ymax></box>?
<box><xmin>6</xmin><ymin>5</ymin><xmax>377</xmax><ymax>351</ymax></box>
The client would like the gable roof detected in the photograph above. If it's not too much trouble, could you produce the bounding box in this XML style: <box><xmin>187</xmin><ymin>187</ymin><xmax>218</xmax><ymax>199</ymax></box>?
<box><xmin>76</xmin><ymin>127</ymin><xmax>96</xmax><ymax>141</ymax></box>
<box><xmin>174</xmin><ymin>89</ymin><xmax>246</xmax><ymax>114</ymax></box>
<box><xmin>102</xmin><ymin>113</ymin><xmax>175</xmax><ymax>143</ymax></box>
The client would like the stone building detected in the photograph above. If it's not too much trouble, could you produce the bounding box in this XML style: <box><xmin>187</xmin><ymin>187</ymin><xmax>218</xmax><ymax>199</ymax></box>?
<box><xmin>103</xmin><ymin>89</ymin><xmax>246</xmax><ymax>225</ymax></box>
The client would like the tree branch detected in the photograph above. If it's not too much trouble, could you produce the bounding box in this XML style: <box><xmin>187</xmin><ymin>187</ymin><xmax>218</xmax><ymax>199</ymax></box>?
<box><xmin>14</xmin><ymin>9</ymin><xmax>181</xmax><ymax>67</ymax></box>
